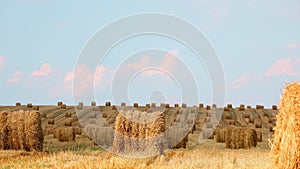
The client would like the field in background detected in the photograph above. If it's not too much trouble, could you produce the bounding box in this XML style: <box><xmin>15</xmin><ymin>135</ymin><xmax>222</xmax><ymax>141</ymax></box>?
<box><xmin>0</xmin><ymin>104</ymin><xmax>277</xmax><ymax>168</ymax></box>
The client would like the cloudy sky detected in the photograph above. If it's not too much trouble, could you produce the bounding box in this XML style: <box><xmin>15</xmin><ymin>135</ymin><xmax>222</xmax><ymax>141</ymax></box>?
<box><xmin>0</xmin><ymin>0</ymin><xmax>299</xmax><ymax>107</ymax></box>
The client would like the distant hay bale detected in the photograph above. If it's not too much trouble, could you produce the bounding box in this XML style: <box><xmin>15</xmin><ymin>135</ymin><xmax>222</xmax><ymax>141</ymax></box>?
<box><xmin>74</xmin><ymin>127</ymin><xmax>82</xmax><ymax>135</ymax></box>
<box><xmin>151</xmin><ymin>103</ymin><xmax>156</xmax><ymax>107</ymax></box>
<box><xmin>91</xmin><ymin>102</ymin><xmax>96</xmax><ymax>106</ymax></box>
<box><xmin>212</xmin><ymin>104</ymin><xmax>217</xmax><ymax>108</ymax></box>
<box><xmin>78</xmin><ymin>102</ymin><xmax>84</xmax><ymax>107</ymax></box>
<box><xmin>272</xmin><ymin>105</ymin><xmax>278</xmax><ymax>110</ymax></box>
<box><xmin>33</xmin><ymin>106</ymin><xmax>39</xmax><ymax>110</ymax></box>
<box><xmin>146</xmin><ymin>104</ymin><xmax>150</xmax><ymax>108</ymax></box>
<box><xmin>56</xmin><ymin>127</ymin><xmax>75</xmax><ymax>142</ymax></box>
<box><xmin>224</xmin><ymin>113</ymin><xmax>231</xmax><ymax>119</ymax></box>
<box><xmin>65</xmin><ymin>120</ymin><xmax>72</xmax><ymax>126</ymax></box>
<box><xmin>225</xmin><ymin>125</ymin><xmax>257</xmax><ymax>149</ymax></box>
<box><xmin>206</xmin><ymin>105</ymin><xmax>211</xmax><ymax>110</ymax></box>
<box><xmin>48</xmin><ymin>119</ymin><xmax>55</xmax><ymax>125</ymax></box>
<box><xmin>227</xmin><ymin>104</ymin><xmax>233</xmax><ymax>108</ymax></box>
<box><xmin>247</xmin><ymin>105</ymin><xmax>252</xmax><ymax>109</ymax></box>
<box><xmin>41</xmin><ymin>113</ymin><xmax>46</xmax><ymax>118</ymax></box>
<box><xmin>182</xmin><ymin>103</ymin><xmax>187</xmax><ymax>108</ymax></box>
<box><xmin>27</xmin><ymin>103</ymin><xmax>32</xmax><ymax>108</ymax></box>
<box><xmin>240</xmin><ymin>104</ymin><xmax>245</xmax><ymax>111</ymax></box>
<box><xmin>44</xmin><ymin>125</ymin><xmax>55</xmax><ymax>135</ymax></box>
<box><xmin>106</xmin><ymin>102</ymin><xmax>111</xmax><ymax>106</ymax></box>
<box><xmin>215</xmin><ymin>128</ymin><xmax>227</xmax><ymax>143</ymax></box>
<box><xmin>57</xmin><ymin>102</ymin><xmax>63</xmax><ymax>106</ymax></box>
<box><xmin>249</xmin><ymin>116</ymin><xmax>254</xmax><ymax>123</ymax></box>
<box><xmin>199</xmin><ymin>103</ymin><xmax>204</xmax><ymax>108</ymax></box>
<box><xmin>224</xmin><ymin>107</ymin><xmax>229</xmax><ymax>111</ymax></box>
<box><xmin>112</xmin><ymin>105</ymin><xmax>117</xmax><ymax>110</ymax></box>
<box><xmin>256</xmin><ymin>131</ymin><xmax>262</xmax><ymax>142</ymax></box>
<box><xmin>0</xmin><ymin>111</ymin><xmax>43</xmax><ymax>151</ymax></box>
<box><xmin>121</xmin><ymin>102</ymin><xmax>126</xmax><ymax>106</ymax></box>
<box><xmin>271</xmin><ymin>82</ymin><xmax>300</xmax><ymax>169</ymax></box>
<box><xmin>256</xmin><ymin>105</ymin><xmax>264</xmax><ymax>109</ymax></box>
<box><xmin>133</xmin><ymin>103</ymin><xmax>138</xmax><ymax>108</ymax></box>
<box><xmin>65</xmin><ymin>112</ymin><xmax>72</xmax><ymax>117</ymax></box>
<box><xmin>255</xmin><ymin>121</ymin><xmax>262</xmax><ymax>128</ymax></box>
<box><xmin>61</xmin><ymin>104</ymin><xmax>67</xmax><ymax>109</ymax></box>
<box><xmin>165</xmin><ymin>104</ymin><xmax>170</xmax><ymax>108</ymax></box>
<box><xmin>226</xmin><ymin>120</ymin><xmax>235</xmax><ymax>126</ymax></box>
<box><xmin>244</xmin><ymin>111</ymin><xmax>250</xmax><ymax>118</ymax></box>
<box><xmin>174</xmin><ymin>104</ymin><xmax>179</xmax><ymax>107</ymax></box>
<box><xmin>16</xmin><ymin>102</ymin><xmax>21</xmax><ymax>106</ymax></box>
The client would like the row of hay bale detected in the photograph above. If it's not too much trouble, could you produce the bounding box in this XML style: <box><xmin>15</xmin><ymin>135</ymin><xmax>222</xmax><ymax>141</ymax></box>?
<box><xmin>0</xmin><ymin>110</ymin><xmax>43</xmax><ymax>151</ymax></box>
<box><xmin>112</xmin><ymin>110</ymin><xmax>166</xmax><ymax>155</ymax></box>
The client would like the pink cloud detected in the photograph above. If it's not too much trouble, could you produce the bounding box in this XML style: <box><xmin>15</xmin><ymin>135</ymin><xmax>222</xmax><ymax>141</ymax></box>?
<box><xmin>7</xmin><ymin>70</ymin><xmax>23</xmax><ymax>84</ymax></box>
<box><xmin>287</xmin><ymin>42</ymin><xmax>300</xmax><ymax>51</ymax></box>
<box><xmin>32</xmin><ymin>63</ymin><xmax>53</xmax><ymax>76</ymax></box>
<box><xmin>265</xmin><ymin>57</ymin><xmax>300</xmax><ymax>77</ymax></box>
<box><xmin>231</xmin><ymin>73</ymin><xmax>263</xmax><ymax>89</ymax></box>
<box><xmin>0</xmin><ymin>56</ymin><xmax>3</xmax><ymax>69</ymax></box>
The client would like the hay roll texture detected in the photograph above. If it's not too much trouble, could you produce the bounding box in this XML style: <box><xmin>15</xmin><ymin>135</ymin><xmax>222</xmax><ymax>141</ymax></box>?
<box><xmin>271</xmin><ymin>82</ymin><xmax>300</xmax><ymax>169</ymax></box>
<box><xmin>56</xmin><ymin>127</ymin><xmax>75</xmax><ymax>142</ymax></box>
<box><xmin>225</xmin><ymin>125</ymin><xmax>257</xmax><ymax>149</ymax></box>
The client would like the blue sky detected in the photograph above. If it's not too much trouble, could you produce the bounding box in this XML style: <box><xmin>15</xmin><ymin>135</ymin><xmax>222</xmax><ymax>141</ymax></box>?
<box><xmin>0</xmin><ymin>0</ymin><xmax>300</xmax><ymax>107</ymax></box>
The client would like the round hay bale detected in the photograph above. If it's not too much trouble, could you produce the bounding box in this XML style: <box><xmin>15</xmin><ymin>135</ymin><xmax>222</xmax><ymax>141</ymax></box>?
<box><xmin>112</xmin><ymin>105</ymin><xmax>117</xmax><ymax>110</ymax></box>
<box><xmin>106</xmin><ymin>102</ymin><xmax>111</xmax><ymax>106</ymax></box>
<box><xmin>74</xmin><ymin>127</ymin><xmax>82</xmax><ymax>135</ymax></box>
<box><xmin>215</xmin><ymin>128</ymin><xmax>226</xmax><ymax>143</ymax></box>
<box><xmin>247</xmin><ymin>105</ymin><xmax>252</xmax><ymax>109</ymax></box>
<box><xmin>151</xmin><ymin>103</ymin><xmax>156</xmax><ymax>107</ymax></box>
<box><xmin>244</xmin><ymin>111</ymin><xmax>250</xmax><ymax>118</ymax></box>
<box><xmin>225</xmin><ymin>125</ymin><xmax>257</xmax><ymax>149</ymax></box>
<box><xmin>174</xmin><ymin>104</ymin><xmax>179</xmax><ymax>107</ymax></box>
<box><xmin>212</xmin><ymin>104</ymin><xmax>217</xmax><ymax>108</ymax></box>
<box><xmin>77</xmin><ymin>104</ymin><xmax>83</xmax><ymax>109</ymax></box>
<box><xmin>56</xmin><ymin>127</ymin><xmax>75</xmax><ymax>142</ymax></box>
<box><xmin>78</xmin><ymin>102</ymin><xmax>84</xmax><ymax>107</ymax></box>
<box><xmin>227</xmin><ymin>120</ymin><xmax>235</xmax><ymax>125</ymax></box>
<box><xmin>61</xmin><ymin>104</ymin><xmax>67</xmax><ymax>109</ymax></box>
<box><xmin>249</xmin><ymin>116</ymin><xmax>254</xmax><ymax>123</ymax></box>
<box><xmin>224</xmin><ymin>107</ymin><xmax>229</xmax><ymax>111</ymax></box>
<box><xmin>240</xmin><ymin>104</ymin><xmax>245</xmax><ymax>111</ymax></box>
<box><xmin>271</xmin><ymin>81</ymin><xmax>300</xmax><ymax>169</ymax></box>
<box><xmin>255</xmin><ymin>121</ymin><xmax>262</xmax><ymax>128</ymax></box>
<box><xmin>48</xmin><ymin>119</ymin><xmax>54</xmax><ymax>125</ymax></box>
<box><xmin>65</xmin><ymin>121</ymin><xmax>72</xmax><ymax>126</ymax></box>
<box><xmin>182</xmin><ymin>103</ymin><xmax>187</xmax><ymax>108</ymax></box>
<box><xmin>91</xmin><ymin>102</ymin><xmax>96</xmax><ymax>106</ymax></box>
<box><xmin>272</xmin><ymin>105</ymin><xmax>278</xmax><ymax>110</ymax></box>
<box><xmin>41</xmin><ymin>113</ymin><xmax>46</xmax><ymax>118</ymax></box>
<box><xmin>256</xmin><ymin>105</ymin><xmax>264</xmax><ymax>109</ymax></box>
<box><xmin>268</xmin><ymin>117</ymin><xmax>276</xmax><ymax>123</ymax></box>
<box><xmin>121</xmin><ymin>102</ymin><xmax>126</xmax><ymax>106</ymax></box>
<box><xmin>65</xmin><ymin>112</ymin><xmax>72</xmax><ymax>117</ymax></box>
<box><xmin>206</xmin><ymin>105</ymin><xmax>211</xmax><ymax>110</ymax></box>
<box><xmin>145</xmin><ymin>104</ymin><xmax>150</xmax><ymax>108</ymax></box>
<box><xmin>33</xmin><ymin>106</ymin><xmax>39</xmax><ymax>110</ymax></box>
<box><xmin>224</xmin><ymin>113</ymin><xmax>231</xmax><ymax>119</ymax></box>
<box><xmin>256</xmin><ymin>131</ymin><xmax>262</xmax><ymax>142</ymax></box>
<box><xmin>199</xmin><ymin>103</ymin><xmax>204</xmax><ymax>108</ymax></box>
<box><xmin>57</xmin><ymin>102</ymin><xmax>63</xmax><ymax>106</ymax></box>
<box><xmin>16</xmin><ymin>102</ymin><xmax>21</xmax><ymax>107</ymax></box>
<box><xmin>227</xmin><ymin>104</ymin><xmax>233</xmax><ymax>108</ymax></box>
<box><xmin>133</xmin><ymin>103</ymin><xmax>138</xmax><ymax>108</ymax></box>
<box><xmin>27</xmin><ymin>103</ymin><xmax>33</xmax><ymax>108</ymax></box>
<box><xmin>165</xmin><ymin>104</ymin><xmax>170</xmax><ymax>108</ymax></box>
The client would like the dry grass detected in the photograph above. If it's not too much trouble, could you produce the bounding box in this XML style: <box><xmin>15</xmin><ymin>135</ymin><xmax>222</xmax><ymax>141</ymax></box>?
<box><xmin>271</xmin><ymin>81</ymin><xmax>300</xmax><ymax>169</ymax></box>
<box><xmin>0</xmin><ymin>149</ymin><xmax>273</xmax><ymax>169</ymax></box>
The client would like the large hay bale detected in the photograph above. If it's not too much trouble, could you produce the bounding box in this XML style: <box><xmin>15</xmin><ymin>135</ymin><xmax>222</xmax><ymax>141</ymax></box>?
<box><xmin>0</xmin><ymin>111</ymin><xmax>43</xmax><ymax>151</ymax></box>
<box><xmin>206</xmin><ymin>105</ymin><xmax>211</xmax><ymax>110</ymax></box>
<box><xmin>240</xmin><ymin>104</ymin><xmax>245</xmax><ymax>111</ymax></box>
<box><xmin>215</xmin><ymin>128</ymin><xmax>227</xmax><ymax>143</ymax></box>
<box><xmin>225</xmin><ymin>125</ymin><xmax>257</xmax><ymax>149</ymax></box>
<box><xmin>106</xmin><ymin>102</ymin><xmax>111</xmax><ymax>106</ymax></box>
<box><xmin>272</xmin><ymin>105</ymin><xmax>278</xmax><ymax>110</ymax></box>
<box><xmin>56</xmin><ymin>127</ymin><xmax>75</xmax><ymax>142</ymax></box>
<box><xmin>271</xmin><ymin>82</ymin><xmax>300</xmax><ymax>169</ymax></box>
<box><xmin>133</xmin><ymin>103</ymin><xmax>138</xmax><ymax>108</ymax></box>
<box><xmin>16</xmin><ymin>102</ymin><xmax>21</xmax><ymax>106</ymax></box>
<box><xmin>74</xmin><ymin>127</ymin><xmax>82</xmax><ymax>135</ymax></box>
<box><xmin>182</xmin><ymin>103</ymin><xmax>187</xmax><ymax>108</ymax></box>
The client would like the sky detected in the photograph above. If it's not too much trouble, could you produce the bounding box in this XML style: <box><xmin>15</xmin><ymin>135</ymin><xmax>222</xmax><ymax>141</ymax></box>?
<box><xmin>0</xmin><ymin>0</ymin><xmax>300</xmax><ymax>107</ymax></box>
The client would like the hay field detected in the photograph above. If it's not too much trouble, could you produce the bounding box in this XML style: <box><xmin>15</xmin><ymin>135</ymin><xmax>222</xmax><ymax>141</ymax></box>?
<box><xmin>0</xmin><ymin>104</ymin><xmax>278</xmax><ymax>168</ymax></box>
